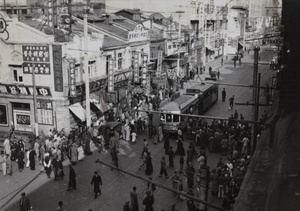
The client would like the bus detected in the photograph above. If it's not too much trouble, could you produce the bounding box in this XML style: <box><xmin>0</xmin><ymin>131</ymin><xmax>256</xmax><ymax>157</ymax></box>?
<box><xmin>159</xmin><ymin>93</ymin><xmax>199</xmax><ymax>134</ymax></box>
<box><xmin>186</xmin><ymin>83</ymin><xmax>219</xmax><ymax>115</ymax></box>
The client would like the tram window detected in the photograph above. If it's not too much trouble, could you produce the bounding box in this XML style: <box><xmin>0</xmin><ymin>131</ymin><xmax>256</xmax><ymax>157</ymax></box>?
<box><xmin>173</xmin><ymin>115</ymin><xmax>179</xmax><ymax>122</ymax></box>
<box><xmin>166</xmin><ymin>114</ymin><xmax>172</xmax><ymax>122</ymax></box>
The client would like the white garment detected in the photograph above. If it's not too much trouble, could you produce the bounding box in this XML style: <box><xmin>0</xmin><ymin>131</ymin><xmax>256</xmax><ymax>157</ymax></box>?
<box><xmin>131</xmin><ymin>132</ymin><xmax>137</xmax><ymax>143</ymax></box>
<box><xmin>3</xmin><ymin>139</ymin><xmax>11</xmax><ymax>155</ymax></box>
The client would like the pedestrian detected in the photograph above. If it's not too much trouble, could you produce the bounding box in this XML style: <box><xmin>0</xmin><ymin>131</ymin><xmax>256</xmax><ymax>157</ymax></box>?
<box><xmin>217</xmin><ymin>70</ymin><xmax>220</xmax><ymax>79</ymax></box>
<box><xmin>168</xmin><ymin>146</ymin><xmax>175</xmax><ymax>167</ymax></box>
<box><xmin>147</xmin><ymin>177</ymin><xmax>156</xmax><ymax>194</ymax></box>
<box><xmin>210</xmin><ymin>169</ymin><xmax>219</xmax><ymax>196</ymax></box>
<box><xmin>34</xmin><ymin>140</ymin><xmax>40</xmax><ymax>162</ymax></box>
<box><xmin>139</xmin><ymin>147</ymin><xmax>148</xmax><ymax>170</ymax></box>
<box><xmin>157</xmin><ymin>124</ymin><xmax>164</xmax><ymax>143</ymax></box>
<box><xmin>159</xmin><ymin>156</ymin><xmax>169</xmax><ymax>178</ymax></box>
<box><xmin>123</xmin><ymin>201</ymin><xmax>130</xmax><ymax>211</ymax></box>
<box><xmin>43</xmin><ymin>155</ymin><xmax>52</xmax><ymax>178</ymax></box>
<box><xmin>229</xmin><ymin>95</ymin><xmax>235</xmax><ymax>109</ymax></box>
<box><xmin>240</xmin><ymin>114</ymin><xmax>244</xmax><ymax>120</ymax></box>
<box><xmin>57</xmin><ymin>201</ymin><xmax>64</xmax><ymax>211</ymax></box>
<box><xmin>91</xmin><ymin>171</ymin><xmax>103</xmax><ymax>199</ymax></box>
<box><xmin>53</xmin><ymin>156</ymin><xmax>64</xmax><ymax>181</ymax></box>
<box><xmin>111</xmin><ymin>148</ymin><xmax>119</xmax><ymax>168</ymax></box>
<box><xmin>171</xmin><ymin>171</ymin><xmax>180</xmax><ymax>194</ymax></box>
<box><xmin>0</xmin><ymin>151</ymin><xmax>7</xmax><ymax>176</ymax></box>
<box><xmin>28</xmin><ymin>148</ymin><xmax>36</xmax><ymax>171</ymax></box>
<box><xmin>6</xmin><ymin>154</ymin><xmax>12</xmax><ymax>176</ymax></box>
<box><xmin>130</xmin><ymin>186</ymin><xmax>139</xmax><ymax>211</ymax></box>
<box><xmin>131</xmin><ymin>130</ymin><xmax>137</xmax><ymax>143</ymax></box>
<box><xmin>234</xmin><ymin>110</ymin><xmax>239</xmax><ymax>119</ymax></box>
<box><xmin>17</xmin><ymin>149</ymin><xmax>25</xmax><ymax>172</ymax></box>
<box><xmin>67</xmin><ymin>164</ymin><xmax>76</xmax><ymax>191</ymax></box>
<box><xmin>143</xmin><ymin>190</ymin><xmax>154</xmax><ymax>211</ymax></box>
<box><xmin>179</xmin><ymin>155</ymin><xmax>184</xmax><ymax>173</ymax></box>
<box><xmin>141</xmin><ymin>138</ymin><xmax>148</xmax><ymax>159</ymax></box>
<box><xmin>221</xmin><ymin>58</ymin><xmax>223</xmax><ymax>65</ymax></box>
<box><xmin>3</xmin><ymin>135</ymin><xmax>11</xmax><ymax>158</ymax></box>
<box><xmin>145</xmin><ymin>152</ymin><xmax>153</xmax><ymax>175</ymax></box>
<box><xmin>164</xmin><ymin>137</ymin><xmax>170</xmax><ymax>155</ymax></box>
<box><xmin>186</xmin><ymin>162</ymin><xmax>195</xmax><ymax>188</ymax></box>
<box><xmin>19</xmin><ymin>192</ymin><xmax>31</xmax><ymax>211</ymax></box>
<box><xmin>222</xmin><ymin>88</ymin><xmax>226</xmax><ymax>102</ymax></box>
<box><xmin>175</xmin><ymin>139</ymin><xmax>185</xmax><ymax>156</ymax></box>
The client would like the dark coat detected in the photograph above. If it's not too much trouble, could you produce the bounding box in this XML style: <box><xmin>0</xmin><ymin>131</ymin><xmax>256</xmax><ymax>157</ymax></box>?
<box><xmin>69</xmin><ymin>167</ymin><xmax>76</xmax><ymax>181</ymax></box>
<box><xmin>143</xmin><ymin>194</ymin><xmax>154</xmax><ymax>211</ymax></box>
<box><xmin>91</xmin><ymin>175</ymin><xmax>102</xmax><ymax>193</ymax></box>
<box><xmin>19</xmin><ymin>196</ymin><xmax>31</xmax><ymax>211</ymax></box>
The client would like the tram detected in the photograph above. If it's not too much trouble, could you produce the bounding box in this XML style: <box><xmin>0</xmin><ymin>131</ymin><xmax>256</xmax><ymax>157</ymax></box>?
<box><xmin>186</xmin><ymin>83</ymin><xmax>219</xmax><ymax>115</ymax></box>
<box><xmin>159</xmin><ymin>93</ymin><xmax>199</xmax><ymax>134</ymax></box>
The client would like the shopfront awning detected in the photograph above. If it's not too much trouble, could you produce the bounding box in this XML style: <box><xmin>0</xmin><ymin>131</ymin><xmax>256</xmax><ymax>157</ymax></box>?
<box><xmin>69</xmin><ymin>102</ymin><xmax>86</xmax><ymax>122</ymax></box>
<box><xmin>206</xmin><ymin>44</ymin><xmax>218</xmax><ymax>52</ymax></box>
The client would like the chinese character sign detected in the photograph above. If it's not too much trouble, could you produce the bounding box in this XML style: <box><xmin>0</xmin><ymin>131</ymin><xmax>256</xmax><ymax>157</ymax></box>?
<box><xmin>141</xmin><ymin>54</ymin><xmax>148</xmax><ymax>87</ymax></box>
<box><xmin>157</xmin><ymin>51</ymin><xmax>162</xmax><ymax>76</ymax></box>
<box><xmin>53</xmin><ymin>45</ymin><xmax>64</xmax><ymax>92</ymax></box>
<box><xmin>23</xmin><ymin>62</ymin><xmax>51</xmax><ymax>74</ymax></box>
<box><xmin>36</xmin><ymin>99</ymin><xmax>53</xmax><ymax>125</ymax></box>
<box><xmin>209</xmin><ymin>0</ymin><xmax>214</xmax><ymax>14</ymax></box>
<box><xmin>133</xmin><ymin>52</ymin><xmax>139</xmax><ymax>83</ymax></box>
<box><xmin>22</xmin><ymin>45</ymin><xmax>50</xmax><ymax>62</ymax></box>
<box><xmin>108</xmin><ymin>59</ymin><xmax>114</xmax><ymax>92</ymax></box>
<box><xmin>68</xmin><ymin>60</ymin><xmax>76</xmax><ymax>97</ymax></box>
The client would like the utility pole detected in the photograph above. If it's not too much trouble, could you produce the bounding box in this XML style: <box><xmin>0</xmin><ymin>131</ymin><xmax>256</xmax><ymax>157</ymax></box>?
<box><xmin>251</xmin><ymin>46</ymin><xmax>260</xmax><ymax>153</ymax></box>
<box><xmin>84</xmin><ymin>13</ymin><xmax>91</xmax><ymax>127</ymax></box>
<box><xmin>32</xmin><ymin>67</ymin><xmax>39</xmax><ymax>136</ymax></box>
<box><xmin>176</xmin><ymin>10</ymin><xmax>184</xmax><ymax>77</ymax></box>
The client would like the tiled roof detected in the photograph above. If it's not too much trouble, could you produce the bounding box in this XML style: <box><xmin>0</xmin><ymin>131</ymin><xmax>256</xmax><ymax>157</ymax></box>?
<box><xmin>92</xmin><ymin>22</ymin><xmax>129</xmax><ymax>40</ymax></box>
<box><xmin>102</xmin><ymin>36</ymin><xmax>126</xmax><ymax>49</ymax></box>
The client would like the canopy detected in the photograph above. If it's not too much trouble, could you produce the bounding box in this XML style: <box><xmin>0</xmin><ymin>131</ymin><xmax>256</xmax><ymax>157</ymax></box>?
<box><xmin>69</xmin><ymin>102</ymin><xmax>86</xmax><ymax>122</ymax></box>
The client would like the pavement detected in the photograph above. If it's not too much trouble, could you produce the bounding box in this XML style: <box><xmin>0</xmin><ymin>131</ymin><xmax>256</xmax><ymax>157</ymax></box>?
<box><xmin>0</xmin><ymin>46</ymin><xmax>278</xmax><ymax>211</ymax></box>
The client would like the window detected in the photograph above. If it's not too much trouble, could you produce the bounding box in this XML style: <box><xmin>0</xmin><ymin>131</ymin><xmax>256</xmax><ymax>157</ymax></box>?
<box><xmin>173</xmin><ymin>115</ymin><xmax>180</xmax><ymax>122</ymax></box>
<box><xmin>117</xmin><ymin>53</ymin><xmax>122</xmax><ymax>70</ymax></box>
<box><xmin>166</xmin><ymin>114</ymin><xmax>172</xmax><ymax>122</ymax></box>
<box><xmin>13</xmin><ymin>69</ymin><xmax>23</xmax><ymax>83</ymax></box>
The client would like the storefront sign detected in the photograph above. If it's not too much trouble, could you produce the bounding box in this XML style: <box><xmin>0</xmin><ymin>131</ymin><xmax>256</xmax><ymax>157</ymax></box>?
<box><xmin>47</xmin><ymin>0</ymin><xmax>54</xmax><ymax>27</ymax></box>
<box><xmin>141</xmin><ymin>54</ymin><xmax>148</xmax><ymax>87</ymax></box>
<box><xmin>133</xmin><ymin>52</ymin><xmax>139</xmax><ymax>83</ymax></box>
<box><xmin>22</xmin><ymin>45</ymin><xmax>50</xmax><ymax>62</ymax></box>
<box><xmin>108</xmin><ymin>59</ymin><xmax>114</xmax><ymax>92</ymax></box>
<box><xmin>53</xmin><ymin>45</ymin><xmax>64</xmax><ymax>92</ymax></box>
<box><xmin>114</xmin><ymin>71</ymin><xmax>132</xmax><ymax>84</ymax></box>
<box><xmin>68</xmin><ymin>60</ymin><xmax>76</xmax><ymax>97</ymax></box>
<box><xmin>156</xmin><ymin>50</ymin><xmax>163</xmax><ymax>76</ymax></box>
<box><xmin>0</xmin><ymin>84</ymin><xmax>51</xmax><ymax>96</ymax></box>
<box><xmin>23</xmin><ymin>62</ymin><xmax>51</xmax><ymax>74</ymax></box>
<box><xmin>128</xmin><ymin>24</ymin><xmax>149</xmax><ymax>42</ymax></box>
<box><xmin>0</xmin><ymin>104</ymin><xmax>8</xmax><ymax>126</ymax></box>
<box><xmin>167</xmin><ymin>69</ymin><xmax>176</xmax><ymax>80</ymax></box>
<box><xmin>13</xmin><ymin>110</ymin><xmax>32</xmax><ymax>132</ymax></box>
<box><xmin>209</xmin><ymin>0</ymin><xmax>214</xmax><ymax>14</ymax></box>
<box><xmin>37</xmin><ymin>99</ymin><xmax>53</xmax><ymax>125</ymax></box>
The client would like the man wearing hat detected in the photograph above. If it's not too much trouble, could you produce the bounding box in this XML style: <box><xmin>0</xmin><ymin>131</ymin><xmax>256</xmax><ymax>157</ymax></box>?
<box><xmin>91</xmin><ymin>171</ymin><xmax>103</xmax><ymax>199</ymax></box>
<box><xmin>19</xmin><ymin>192</ymin><xmax>31</xmax><ymax>211</ymax></box>
<box><xmin>143</xmin><ymin>190</ymin><xmax>154</xmax><ymax>211</ymax></box>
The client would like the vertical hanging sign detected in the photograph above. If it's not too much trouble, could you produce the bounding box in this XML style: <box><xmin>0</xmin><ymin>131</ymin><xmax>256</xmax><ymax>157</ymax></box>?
<box><xmin>52</xmin><ymin>45</ymin><xmax>63</xmax><ymax>92</ymax></box>
<box><xmin>209</xmin><ymin>0</ymin><xmax>214</xmax><ymax>14</ymax></box>
<box><xmin>156</xmin><ymin>50</ymin><xmax>162</xmax><ymax>76</ymax></box>
<box><xmin>108</xmin><ymin>59</ymin><xmax>114</xmax><ymax>92</ymax></box>
<box><xmin>68</xmin><ymin>59</ymin><xmax>76</xmax><ymax>97</ymax></box>
<box><xmin>141</xmin><ymin>54</ymin><xmax>148</xmax><ymax>87</ymax></box>
<box><xmin>133</xmin><ymin>52</ymin><xmax>139</xmax><ymax>83</ymax></box>
<box><xmin>47</xmin><ymin>0</ymin><xmax>53</xmax><ymax>27</ymax></box>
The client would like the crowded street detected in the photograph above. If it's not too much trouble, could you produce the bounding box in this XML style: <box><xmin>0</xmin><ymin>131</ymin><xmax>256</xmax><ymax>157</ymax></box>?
<box><xmin>1</xmin><ymin>45</ymin><xmax>277</xmax><ymax>211</ymax></box>
<box><xmin>2</xmin><ymin>0</ymin><xmax>299</xmax><ymax>211</ymax></box>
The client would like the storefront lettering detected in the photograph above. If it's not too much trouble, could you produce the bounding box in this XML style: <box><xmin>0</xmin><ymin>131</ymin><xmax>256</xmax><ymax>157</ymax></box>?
<box><xmin>0</xmin><ymin>85</ymin><xmax>8</xmax><ymax>93</ymax></box>
<box><xmin>0</xmin><ymin>83</ymin><xmax>51</xmax><ymax>96</ymax></box>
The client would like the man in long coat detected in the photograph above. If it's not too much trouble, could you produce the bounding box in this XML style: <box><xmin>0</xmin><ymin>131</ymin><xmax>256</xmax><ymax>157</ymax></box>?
<box><xmin>130</xmin><ymin>186</ymin><xmax>139</xmax><ymax>211</ymax></box>
<box><xmin>91</xmin><ymin>171</ymin><xmax>102</xmax><ymax>199</ymax></box>
<box><xmin>19</xmin><ymin>192</ymin><xmax>31</xmax><ymax>211</ymax></box>
<box><xmin>67</xmin><ymin>164</ymin><xmax>76</xmax><ymax>191</ymax></box>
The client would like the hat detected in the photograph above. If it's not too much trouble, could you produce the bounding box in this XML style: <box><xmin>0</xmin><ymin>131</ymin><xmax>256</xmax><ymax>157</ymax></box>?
<box><xmin>21</xmin><ymin>192</ymin><xmax>26</xmax><ymax>196</ymax></box>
